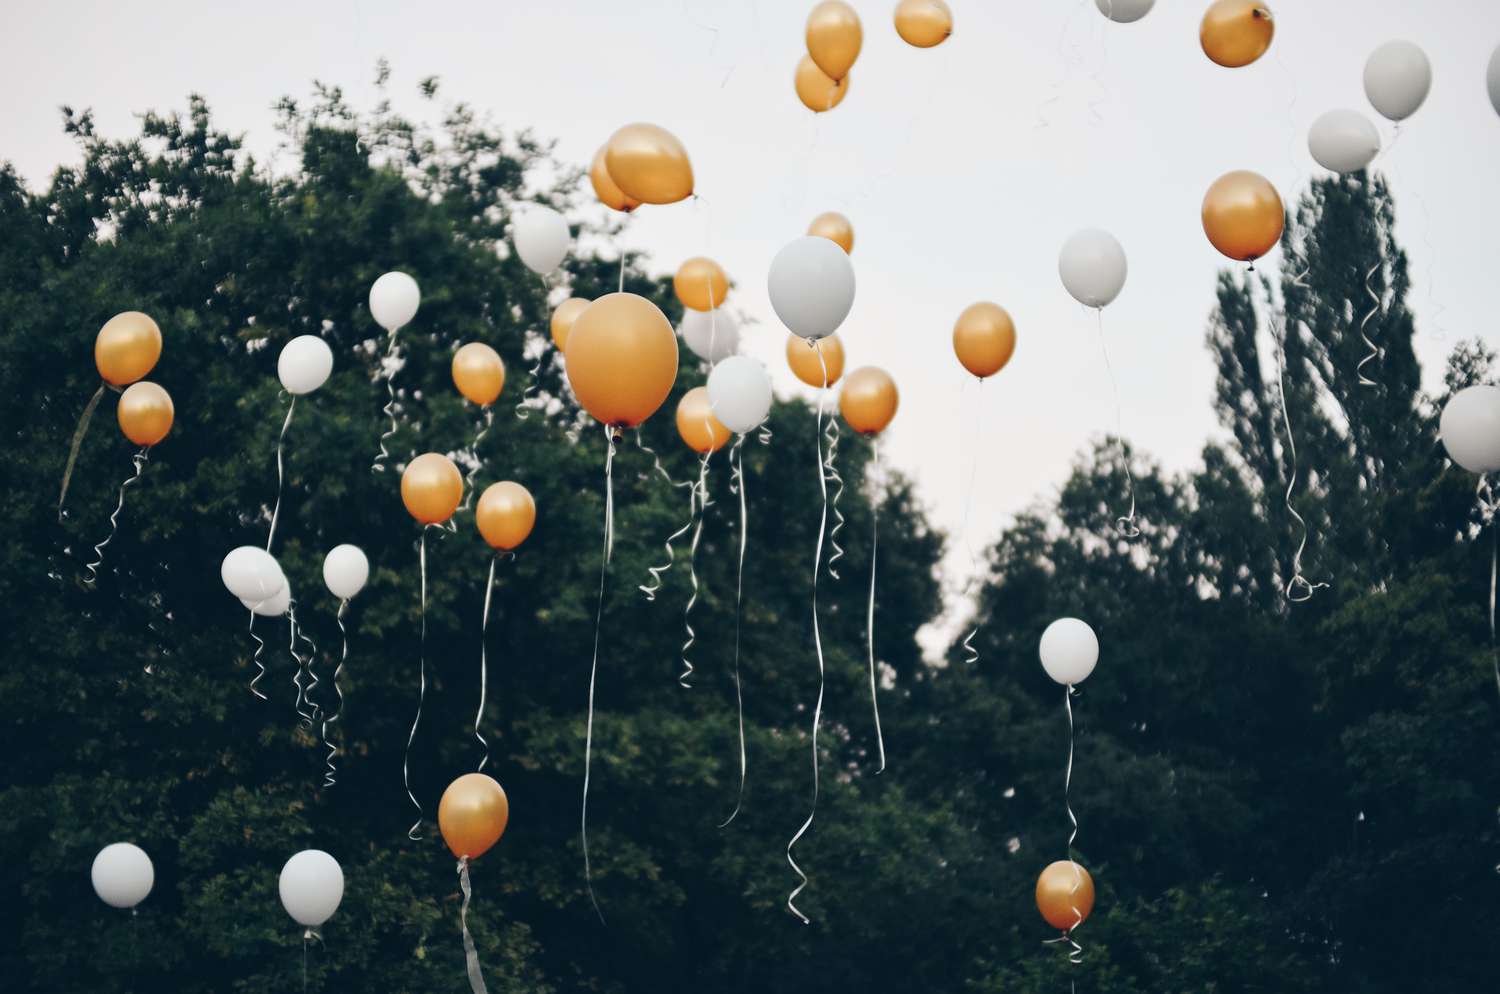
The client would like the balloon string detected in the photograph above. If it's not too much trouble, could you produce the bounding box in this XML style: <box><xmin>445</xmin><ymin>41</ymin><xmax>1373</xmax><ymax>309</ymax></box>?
<box><xmin>1268</xmin><ymin>276</ymin><xmax>1328</xmax><ymax>603</ymax></box>
<box><xmin>267</xmin><ymin>395</ymin><xmax>296</xmax><ymax>553</ymax></box>
<box><xmin>515</xmin><ymin>356</ymin><xmax>542</xmax><ymax>421</ymax></box>
<box><xmin>373</xmin><ymin>327</ymin><xmax>402</xmax><ymax>472</ymax></box>
<box><xmin>823</xmin><ymin>402</ymin><xmax>845</xmax><ymax>579</ymax></box>
<box><xmin>957</xmin><ymin>377</ymin><xmax>983</xmax><ymax>664</ymax></box>
<box><xmin>461</xmin><ymin>407</ymin><xmax>495</xmax><ymax>510</ymax></box>
<box><xmin>582</xmin><ymin>426</ymin><xmax>617</xmax><ymax>924</ymax></box>
<box><xmin>58</xmin><ymin>382</ymin><xmax>107</xmax><ymax>522</ymax></box>
<box><xmin>475</xmin><ymin>556</ymin><xmax>497</xmax><ymax>772</ymax></box>
<box><xmin>457</xmin><ymin>857</ymin><xmax>490</xmax><ymax>994</ymax></box>
<box><xmin>637</xmin><ymin>432</ymin><xmax>695</xmax><ymax>601</ymax></box>
<box><xmin>1094</xmin><ymin>310</ymin><xmax>1139</xmax><ymax>538</ymax></box>
<box><xmin>297</xmin><ymin>602</ymin><xmax>322</xmax><ymax>723</ymax></box>
<box><xmin>680</xmin><ymin>452</ymin><xmax>710</xmax><ymax>688</ymax></box>
<box><xmin>248</xmin><ymin>609</ymin><xmax>270</xmax><ymax>700</ymax></box>
<box><xmin>82</xmin><ymin>447</ymin><xmax>148</xmax><ymax>586</ymax></box>
<box><xmin>405</xmin><ymin>526</ymin><xmax>432</xmax><ymax>840</ymax></box>
<box><xmin>1356</xmin><ymin>211</ymin><xmax>1387</xmax><ymax>388</ymax></box>
<box><xmin>720</xmin><ymin>435</ymin><xmax>749</xmax><ymax>828</ymax></box>
<box><xmin>1479</xmin><ymin>478</ymin><xmax>1500</xmax><ymax>706</ymax></box>
<box><xmin>865</xmin><ymin>435</ymin><xmax>886</xmax><ymax>774</ymax></box>
<box><xmin>322</xmin><ymin>598</ymin><xmax>348</xmax><ymax>788</ymax></box>
<box><xmin>288</xmin><ymin>602</ymin><xmax>314</xmax><ymax>728</ymax></box>
<box><xmin>1058</xmin><ymin>684</ymin><xmax>1086</xmax><ymax>964</ymax></box>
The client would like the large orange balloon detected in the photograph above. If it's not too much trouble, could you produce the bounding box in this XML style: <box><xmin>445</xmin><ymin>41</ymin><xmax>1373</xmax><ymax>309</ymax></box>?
<box><xmin>1202</xmin><ymin>170</ymin><xmax>1284</xmax><ymax>263</ymax></box>
<box><xmin>807</xmin><ymin>211</ymin><xmax>854</xmax><ymax>254</ymax></box>
<box><xmin>117</xmin><ymin>381</ymin><xmax>174</xmax><ymax>447</ymax></box>
<box><xmin>476</xmin><ymin>481</ymin><xmax>536</xmax><ymax>550</ymax></box>
<box><xmin>953</xmin><ymin>303</ymin><xmax>1017</xmax><ymax>379</ymax></box>
<box><xmin>551</xmin><ymin>297</ymin><xmax>590</xmax><ymax>352</ymax></box>
<box><xmin>795</xmin><ymin>55</ymin><xmax>849</xmax><ymax>113</ymax></box>
<box><xmin>438</xmin><ymin>772</ymin><xmax>510</xmax><ymax>860</ymax></box>
<box><xmin>786</xmin><ymin>333</ymin><xmax>846</xmax><ymax>388</ymax></box>
<box><xmin>674</xmin><ymin>257</ymin><xmax>729</xmax><ymax>312</ymax></box>
<box><xmin>452</xmin><ymin>343</ymin><xmax>505</xmax><ymax>406</ymax></box>
<box><xmin>1200</xmin><ymin>0</ymin><xmax>1274</xmax><ymax>68</ymax></box>
<box><xmin>604</xmin><ymin>124</ymin><xmax>694</xmax><ymax>206</ymax></box>
<box><xmin>806</xmin><ymin>1</ymin><xmax>863</xmax><ymax>81</ymax></box>
<box><xmin>401</xmin><ymin>452</ymin><xmax>463</xmax><ymax>525</ymax></box>
<box><xmin>894</xmin><ymin>0</ymin><xmax>953</xmax><ymax>48</ymax></box>
<box><xmin>564</xmin><ymin>293</ymin><xmax>679</xmax><ymax>428</ymax></box>
<box><xmin>676</xmin><ymin>386</ymin><xmax>732</xmax><ymax>454</ymax></box>
<box><xmin>840</xmin><ymin>367</ymin><xmax>899</xmax><ymax>436</ymax></box>
<box><xmin>590</xmin><ymin>147</ymin><xmax>640</xmax><ymax>214</ymax></box>
<box><xmin>1036</xmin><ymin>860</ymin><xmax>1095</xmax><ymax>932</ymax></box>
<box><xmin>95</xmin><ymin>312</ymin><xmax>163</xmax><ymax>387</ymax></box>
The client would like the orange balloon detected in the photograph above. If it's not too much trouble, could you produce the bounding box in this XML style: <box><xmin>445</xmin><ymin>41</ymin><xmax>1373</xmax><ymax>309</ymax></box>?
<box><xmin>1202</xmin><ymin>170</ymin><xmax>1284</xmax><ymax>263</ymax></box>
<box><xmin>674</xmin><ymin>257</ymin><xmax>729</xmax><ymax>312</ymax></box>
<box><xmin>551</xmin><ymin>297</ymin><xmax>590</xmax><ymax>352</ymax></box>
<box><xmin>604</xmin><ymin>124</ymin><xmax>694</xmax><ymax>206</ymax></box>
<box><xmin>807</xmin><ymin>211</ymin><xmax>854</xmax><ymax>254</ymax></box>
<box><xmin>1036</xmin><ymin>860</ymin><xmax>1095</xmax><ymax>932</ymax></box>
<box><xmin>1200</xmin><ymin>0</ymin><xmax>1274</xmax><ymax>68</ymax></box>
<box><xmin>452</xmin><ymin>343</ymin><xmax>505</xmax><ymax>406</ymax></box>
<box><xmin>401</xmin><ymin>452</ymin><xmax>463</xmax><ymax>525</ymax></box>
<box><xmin>894</xmin><ymin>0</ymin><xmax>953</xmax><ymax>48</ymax></box>
<box><xmin>786</xmin><ymin>333</ymin><xmax>846</xmax><ymax>388</ymax></box>
<box><xmin>806</xmin><ymin>0</ymin><xmax>863</xmax><ymax>81</ymax></box>
<box><xmin>117</xmin><ymin>381</ymin><xmax>174</xmax><ymax>447</ymax></box>
<box><xmin>95</xmin><ymin>312</ymin><xmax>163</xmax><ymax>386</ymax></box>
<box><xmin>590</xmin><ymin>147</ymin><xmax>640</xmax><ymax>214</ymax></box>
<box><xmin>438</xmin><ymin>772</ymin><xmax>510</xmax><ymax>860</ymax></box>
<box><xmin>952</xmin><ymin>303</ymin><xmax>1017</xmax><ymax>379</ymax></box>
<box><xmin>795</xmin><ymin>55</ymin><xmax>849</xmax><ymax>113</ymax></box>
<box><xmin>840</xmin><ymin>366</ymin><xmax>899</xmax><ymax>436</ymax></box>
<box><xmin>564</xmin><ymin>293</ymin><xmax>679</xmax><ymax>428</ymax></box>
<box><xmin>476</xmin><ymin>481</ymin><xmax>536</xmax><ymax>550</ymax></box>
<box><xmin>676</xmin><ymin>386</ymin><xmax>732</xmax><ymax>454</ymax></box>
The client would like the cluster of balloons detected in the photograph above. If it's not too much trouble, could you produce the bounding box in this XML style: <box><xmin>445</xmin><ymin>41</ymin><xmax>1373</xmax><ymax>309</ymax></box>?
<box><xmin>590</xmin><ymin>124</ymin><xmax>694</xmax><ymax>212</ymax></box>
<box><xmin>220</xmin><ymin>542</ymin><xmax>370</xmax><ymax>618</ymax></box>
<box><xmin>1309</xmin><ymin>40</ymin><xmax>1435</xmax><ymax>176</ymax></box>
<box><xmin>97</xmin><ymin>312</ymin><xmax>175</xmax><ymax>449</ymax></box>
<box><xmin>794</xmin><ymin>0</ymin><xmax>953</xmax><ymax>112</ymax></box>
<box><xmin>676</xmin><ymin>256</ymin><xmax>737</xmax><ymax>363</ymax></box>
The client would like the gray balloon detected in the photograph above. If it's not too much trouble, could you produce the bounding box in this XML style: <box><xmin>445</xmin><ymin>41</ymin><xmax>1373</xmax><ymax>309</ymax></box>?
<box><xmin>1488</xmin><ymin>43</ymin><xmax>1500</xmax><ymax>118</ymax></box>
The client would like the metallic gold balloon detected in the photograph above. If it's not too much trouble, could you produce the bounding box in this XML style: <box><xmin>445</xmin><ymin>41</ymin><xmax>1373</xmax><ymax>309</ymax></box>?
<box><xmin>786</xmin><ymin>333</ymin><xmax>846</xmax><ymax>388</ymax></box>
<box><xmin>117</xmin><ymin>381</ymin><xmax>174</xmax><ymax>447</ymax></box>
<box><xmin>795</xmin><ymin>54</ymin><xmax>849</xmax><ymax>113</ymax></box>
<box><xmin>807</xmin><ymin>211</ymin><xmax>854</xmax><ymax>254</ymax></box>
<box><xmin>894</xmin><ymin>0</ymin><xmax>953</xmax><ymax>48</ymax></box>
<box><xmin>401</xmin><ymin>452</ymin><xmax>463</xmax><ymax>525</ymax></box>
<box><xmin>674</xmin><ymin>257</ymin><xmax>730</xmax><ymax>312</ymax></box>
<box><xmin>1036</xmin><ymin>860</ymin><xmax>1095</xmax><ymax>932</ymax></box>
<box><xmin>806</xmin><ymin>0</ymin><xmax>863</xmax><ymax>81</ymax></box>
<box><xmin>1201</xmin><ymin>170</ymin><xmax>1284</xmax><ymax>262</ymax></box>
<box><xmin>604</xmin><ymin>124</ymin><xmax>694</xmax><ymax>206</ymax></box>
<box><xmin>952</xmin><ymin>302</ymin><xmax>1017</xmax><ymax>379</ymax></box>
<box><xmin>452</xmin><ymin>342</ymin><xmax>505</xmax><ymax>406</ymax></box>
<box><xmin>590</xmin><ymin>147</ymin><xmax>640</xmax><ymax>214</ymax></box>
<box><xmin>551</xmin><ymin>297</ymin><xmax>590</xmax><ymax>352</ymax></box>
<box><xmin>1200</xmin><ymin>0</ymin><xmax>1274</xmax><ymax>68</ymax></box>
<box><xmin>676</xmin><ymin>386</ymin><xmax>732</xmax><ymax>454</ymax></box>
<box><xmin>438</xmin><ymin>772</ymin><xmax>510</xmax><ymax>860</ymax></box>
<box><xmin>476</xmin><ymin>481</ymin><xmax>536</xmax><ymax>551</ymax></box>
<box><xmin>564</xmin><ymin>293</ymin><xmax>679</xmax><ymax>428</ymax></box>
<box><xmin>95</xmin><ymin>311</ymin><xmax>163</xmax><ymax>387</ymax></box>
<box><xmin>840</xmin><ymin>366</ymin><xmax>899</xmax><ymax>436</ymax></box>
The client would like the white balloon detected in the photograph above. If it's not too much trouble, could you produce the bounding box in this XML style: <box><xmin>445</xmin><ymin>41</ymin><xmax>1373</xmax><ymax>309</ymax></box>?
<box><xmin>1039</xmin><ymin>617</ymin><xmax>1099</xmax><ymax>686</ymax></box>
<box><xmin>767</xmin><ymin>236</ymin><xmax>855</xmax><ymax>341</ymax></box>
<box><xmin>241</xmin><ymin>578</ymin><xmax>290</xmax><ymax>617</ymax></box>
<box><xmin>1364</xmin><ymin>41</ymin><xmax>1432</xmax><ymax>122</ymax></box>
<box><xmin>1439</xmin><ymin>385</ymin><xmax>1500</xmax><ymax>474</ymax></box>
<box><xmin>511</xmin><ymin>206</ymin><xmax>571</xmax><ymax>275</ymax></box>
<box><xmin>91</xmin><ymin>842</ymin><xmax>154</xmax><ymax>909</ymax></box>
<box><xmin>680</xmin><ymin>308</ymin><xmax>741</xmax><ymax>363</ymax></box>
<box><xmin>277</xmin><ymin>335</ymin><xmax>334</xmax><ymax>395</ymax></box>
<box><xmin>1058</xmin><ymin>229</ymin><xmax>1127</xmax><ymax>309</ymax></box>
<box><xmin>1487</xmin><ymin>43</ymin><xmax>1500</xmax><ymax>118</ymax></box>
<box><xmin>221</xmin><ymin>546</ymin><xmax>285</xmax><ymax>602</ymax></box>
<box><xmin>1307</xmin><ymin>109</ymin><xmax>1381</xmax><ymax>174</ymax></box>
<box><xmin>279</xmin><ymin>850</ymin><xmax>345</xmax><ymax>928</ymax></box>
<box><xmin>708</xmin><ymin>356</ymin><xmax>773</xmax><ymax>435</ymax></box>
<box><xmin>369</xmin><ymin>271</ymin><xmax>420</xmax><ymax>332</ymax></box>
<box><xmin>1094</xmin><ymin>0</ymin><xmax>1153</xmax><ymax>23</ymax></box>
<box><xmin>323</xmin><ymin>544</ymin><xmax>370</xmax><ymax>600</ymax></box>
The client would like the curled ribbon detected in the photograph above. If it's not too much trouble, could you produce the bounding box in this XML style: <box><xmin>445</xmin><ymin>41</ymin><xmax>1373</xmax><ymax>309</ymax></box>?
<box><xmin>515</xmin><ymin>355</ymin><xmax>541</xmax><ymax>422</ymax></box>
<box><xmin>404</xmin><ymin>525</ymin><xmax>436</xmax><ymax>840</ymax></box>
<box><xmin>82</xmin><ymin>447</ymin><xmax>149</xmax><ymax>586</ymax></box>
<box><xmin>457</xmin><ymin>857</ymin><xmax>490</xmax><ymax>994</ymax></box>
<box><xmin>372</xmin><ymin>327</ymin><xmax>402</xmax><ymax>472</ymax></box>
<box><xmin>720</xmin><ymin>435</ymin><xmax>749</xmax><ymax>828</ymax></box>
<box><xmin>1094</xmin><ymin>310</ymin><xmax>1140</xmax><ymax>539</ymax></box>
<box><xmin>1040</xmin><ymin>685</ymin><xmax>1086</xmax><ymax>965</ymax></box>
<box><xmin>865</xmin><ymin>435</ymin><xmax>887</xmax><ymax>773</ymax></box>
<box><xmin>1356</xmin><ymin>209</ymin><xmax>1387</xmax><ymax>388</ymax></box>
<box><xmin>582</xmin><ymin>425</ymin><xmax>618</xmax><ymax>923</ymax></box>
<box><xmin>474</xmin><ymin>556</ymin><xmax>499</xmax><ymax>772</ymax></box>
<box><xmin>322</xmin><ymin>598</ymin><xmax>349</xmax><ymax>788</ymax></box>
<box><xmin>1267</xmin><ymin>275</ymin><xmax>1329</xmax><ymax>603</ymax></box>
<box><xmin>679</xmin><ymin>452</ymin><xmax>711</xmax><ymax>689</ymax></box>
<box><xmin>248</xmin><ymin>609</ymin><xmax>269</xmax><ymax>701</ymax></box>
<box><xmin>57</xmin><ymin>382</ymin><xmax>108</xmax><ymax>522</ymax></box>
<box><xmin>636</xmin><ymin>430</ymin><xmax>696</xmax><ymax>601</ymax></box>
<box><xmin>460</xmin><ymin>407</ymin><xmax>495</xmax><ymax>510</ymax></box>
<box><xmin>266</xmin><ymin>395</ymin><xmax>296</xmax><ymax>553</ymax></box>
<box><xmin>823</xmin><ymin>405</ymin><xmax>845</xmax><ymax>580</ymax></box>
<box><xmin>288</xmin><ymin>602</ymin><xmax>315</xmax><ymax>728</ymax></box>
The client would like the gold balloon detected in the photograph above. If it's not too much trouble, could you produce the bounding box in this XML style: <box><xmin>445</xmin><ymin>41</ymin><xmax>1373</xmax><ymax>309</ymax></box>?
<box><xmin>676</xmin><ymin>386</ymin><xmax>732</xmax><ymax>454</ymax></box>
<box><xmin>894</xmin><ymin>0</ymin><xmax>953</xmax><ymax>48</ymax></box>
<box><xmin>1200</xmin><ymin>0</ymin><xmax>1274</xmax><ymax>68</ymax></box>
<box><xmin>786</xmin><ymin>333</ymin><xmax>846</xmax><ymax>388</ymax></box>
<box><xmin>1036</xmin><ymin>860</ymin><xmax>1095</xmax><ymax>932</ymax></box>
<box><xmin>604</xmin><ymin>124</ymin><xmax>694</xmax><ymax>206</ymax></box>
<box><xmin>95</xmin><ymin>311</ymin><xmax>163</xmax><ymax>386</ymax></box>
<box><xmin>795</xmin><ymin>55</ymin><xmax>849</xmax><ymax>113</ymax></box>
<box><xmin>806</xmin><ymin>0</ymin><xmax>863</xmax><ymax>81</ymax></box>
<box><xmin>807</xmin><ymin>211</ymin><xmax>854</xmax><ymax>254</ymax></box>
<box><xmin>674</xmin><ymin>257</ymin><xmax>730</xmax><ymax>312</ymax></box>
<box><xmin>1202</xmin><ymin>170</ymin><xmax>1284</xmax><ymax>263</ymax></box>
<box><xmin>551</xmin><ymin>297</ymin><xmax>590</xmax><ymax>352</ymax></box>
<box><xmin>476</xmin><ymin>481</ymin><xmax>536</xmax><ymax>551</ymax></box>
<box><xmin>117</xmin><ymin>381</ymin><xmax>174</xmax><ymax>447</ymax></box>
<box><xmin>840</xmin><ymin>366</ymin><xmax>899</xmax><ymax>436</ymax></box>
<box><xmin>452</xmin><ymin>342</ymin><xmax>505</xmax><ymax>406</ymax></box>
<box><xmin>952</xmin><ymin>302</ymin><xmax>1017</xmax><ymax>379</ymax></box>
<box><xmin>401</xmin><ymin>452</ymin><xmax>463</xmax><ymax>525</ymax></box>
<box><xmin>590</xmin><ymin>147</ymin><xmax>640</xmax><ymax>214</ymax></box>
<box><xmin>438</xmin><ymin>772</ymin><xmax>510</xmax><ymax>860</ymax></box>
<box><xmin>564</xmin><ymin>293</ymin><xmax>679</xmax><ymax>428</ymax></box>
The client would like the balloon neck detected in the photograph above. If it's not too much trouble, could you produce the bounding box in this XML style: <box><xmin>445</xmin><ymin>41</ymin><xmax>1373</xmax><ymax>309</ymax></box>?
<box><xmin>1246</xmin><ymin>261</ymin><xmax>1256</xmax><ymax>273</ymax></box>
<box><xmin>610</xmin><ymin>427</ymin><xmax>625</xmax><ymax>444</ymax></box>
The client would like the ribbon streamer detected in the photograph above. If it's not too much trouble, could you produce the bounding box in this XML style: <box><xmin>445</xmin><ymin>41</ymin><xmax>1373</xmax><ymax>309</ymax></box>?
<box><xmin>1355</xmin><ymin>211</ymin><xmax>1387</xmax><ymax>388</ymax></box>
<box><xmin>457</xmin><ymin>857</ymin><xmax>490</xmax><ymax>994</ymax></box>
<box><xmin>719</xmin><ymin>435</ymin><xmax>749</xmax><ymax>827</ymax></box>
<box><xmin>823</xmin><ymin>405</ymin><xmax>845</xmax><ymax>579</ymax></box>
<box><xmin>865</xmin><ymin>436</ymin><xmax>887</xmax><ymax>773</ymax></box>
<box><xmin>58</xmin><ymin>383</ymin><xmax>108</xmax><ymax>522</ymax></box>
<box><xmin>288</xmin><ymin>601</ymin><xmax>319</xmax><ymax>729</ymax></box>
<box><xmin>460</xmin><ymin>408</ymin><xmax>495</xmax><ymax>510</ymax></box>
<box><xmin>372</xmin><ymin>328</ymin><xmax>402</xmax><ymax>472</ymax></box>
<box><xmin>1268</xmin><ymin>277</ymin><xmax>1329</xmax><ymax>603</ymax></box>
<box><xmin>474</xmin><ymin>556</ymin><xmax>498</xmax><ymax>772</ymax></box>
<box><xmin>82</xmin><ymin>448</ymin><xmax>148</xmax><ymax>586</ymax></box>
<box><xmin>248</xmin><ymin>609</ymin><xmax>269</xmax><ymax>700</ymax></box>
<box><xmin>637</xmin><ymin>431</ymin><xmax>695</xmax><ymax>601</ymax></box>
<box><xmin>514</xmin><ymin>356</ymin><xmax>542</xmax><ymax>421</ymax></box>
<box><xmin>956</xmin><ymin>378</ymin><xmax>983</xmax><ymax>664</ymax></box>
<box><xmin>404</xmin><ymin>526</ymin><xmax>435</xmax><ymax>840</ymax></box>
<box><xmin>581</xmin><ymin>426</ymin><xmax>618</xmax><ymax>923</ymax></box>
<box><xmin>266</xmin><ymin>396</ymin><xmax>296</xmax><ymax>552</ymax></box>
<box><xmin>1048</xmin><ymin>684</ymin><xmax>1086</xmax><ymax>964</ymax></box>
<box><xmin>1478</xmin><ymin>478</ymin><xmax>1500</xmax><ymax>705</ymax></box>
<box><xmin>301</xmin><ymin>927</ymin><xmax>322</xmax><ymax>994</ymax></box>
<box><xmin>1095</xmin><ymin>310</ymin><xmax>1140</xmax><ymax>538</ymax></box>
<box><xmin>679</xmin><ymin>452</ymin><xmax>711</xmax><ymax>688</ymax></box>
<box><xmin>322</xmin><ymin>598</ymin><xmax>349</xmax><ymax>787</ymax></box>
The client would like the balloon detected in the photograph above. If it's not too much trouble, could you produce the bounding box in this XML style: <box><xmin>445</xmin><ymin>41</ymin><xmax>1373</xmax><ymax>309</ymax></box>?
<box><xmin>681</xmin><ymin>307</ymin><xmax>741</xmax><ymax>364</ymax></box>
<box><xmin>476</xmin><ymin>481</ymin><xmax>536</xmax><ymax>550</ymax></box>
<box><xmin>894</xmin><ymin>0</ymin><xmax>952</xmax><ymax>48</ymax></box>
<box><xmin>1489</xmin><ymin>44</ymin><xmax>1500</xmax><ymax>118</ymax></box>
<box><xmin>708</xmin><ymin>356</ymin><xmax>774</xmax><ymax>435</ymax></box>
<box><xmin>676</xmin><ymin>386</ymin><xmax>732</xmax><ymax>454</ymax></box>
<box><xmin>551</xmin><ymin>298</ymin><xmax>590</xmax><ymax>353</ymax></box>
<box><xmin>278</xmin><ymin>850</ymin><xmax>344</xmax><ymax>928</ymax></box>
<box><xmin>795</xmin><ymin>55</ymin><xmax>849</xmax><ymax>113</ymax></box>
<box><xmin>840</xmin><ymin>366</ymin><xmax>899</xmax><ymax>436</ymax></box>
<box><xmin>786</xmin><ymin>333</ymin><xmax>845</xmax><ymax>388</ymax></box>
<box><xmin>95</xmin><ymin>312</ymin><xmax>163</xmax><ymax>386</ymax></box>
<box><xmin>438</xmin><ymin>772</ymin><xmax>510</xmax><ymax>860</ymax></box>
<box><xmin>806</xmin><ymin>1</ymin><xmax>862</xmax><ymax>81</ymax></box>
<box><xmin>808</xmin><ymin>211</ymin><xmax>854</xmax><ymax>254</ymax></box>
<box><xmin>511</xmin><ymin>206</ymin><xmax>571</xmax><ymax>275</ymax></box>
<box><xmin>1307</xmin><ymin>109</ymin><xmax>1381</xmax><ymax>174</ymax></box>
<box><xmin>401</xmin><ymin>453</ymin><xmax>463</xmax><ymax>525</ymax></box>
<box><xmin>590</xmin><ymin>146</ymin><xmax>640</xmax><ymax>213</ymax></box>
<box><xmin>241</xmin><ymin>579</ymin><xmax>290</xmax><ymax>617</ymax></box>
<box><xmin>604</xmin><ymin>123</ymin><xmax>694</xmax><ymax>206</ymax></box>
<box><xmin>277</xmin><ymin>335</ymin><xmax>334</xmax><ymax>395</ymax></box>
<box><xmin>768</xmin><ymin>235</ymin><xmax>856</xmax><ymax>341</ymax></box>
<box><xmin>1036</xmin><ymin>860</ymin><xmax>1095</xmax><ymax>932</ymax></box>
<box><xmin>674</xmin><ymin>256</ymin><xmax>730</xmax><ymax>312</ymax></box>
<box><xmin>91</xmin><ymin>843</ymin><xmax>154</xmax><ymax>909</ymax></box>
<box><xmin>452</xmin><ymin>343</ymin><xmax>506</xmax><ymax>406</ymax></box>
<box><xmin>952</xmin><ymin>302</ymin><xmax>1017</xmax><ymax>379</ymax></box>
<box><xmin>117</xmin><ymin>381</ymin><xmax>174</xmax><ymax>447</ymax></box>
<box><xmin>369</xmin><ymin>271</ymin><xmax>420</xmax><ymax>332</ymax></box>
<box><xmin>1095</xmin><ymin>0</ymin><xmax>1154</xmax><ymax>22</ymax></box>
<box><xmin>322</xmin><ymin>544</ymin><xmax>369</xmax><ymax>600</ymax></box>
<box><xmin>1439</xmin><ymin>385</ymin><xmax>1500</xmax><ymax>474</ymax></box>
<box><xmin>221</xmin><ymin>546</ymin><xmax>285</xmax><ymax>602</ymax></box>
<box><xmin>1200</xmin><ymin>1</ymin><xmax>1273</xmax><ymax>68</ymax></box>
<box><xmin>564</xmin><ymin>293</ymin><xmax>679</xmax><ymax>428</ymax></box>
<box><xmin>1364</xmin><ymin>41</ymin><xmax>1432</xmax><ymax>123</ymax></box>
<box><xmin>1039</xmin><ymin>617</ymin><xmax>1098</xmax><ymax>685</ymax></box>
<box><xmin>1202</xmin><ymin>170</ymin><xmax>1284</xmax><ymax>263</ymax></box>
<box><xmin>1058</xmin><ymin>229</ymin><xmax>1127</xmax><ymax>309</ymax></box>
